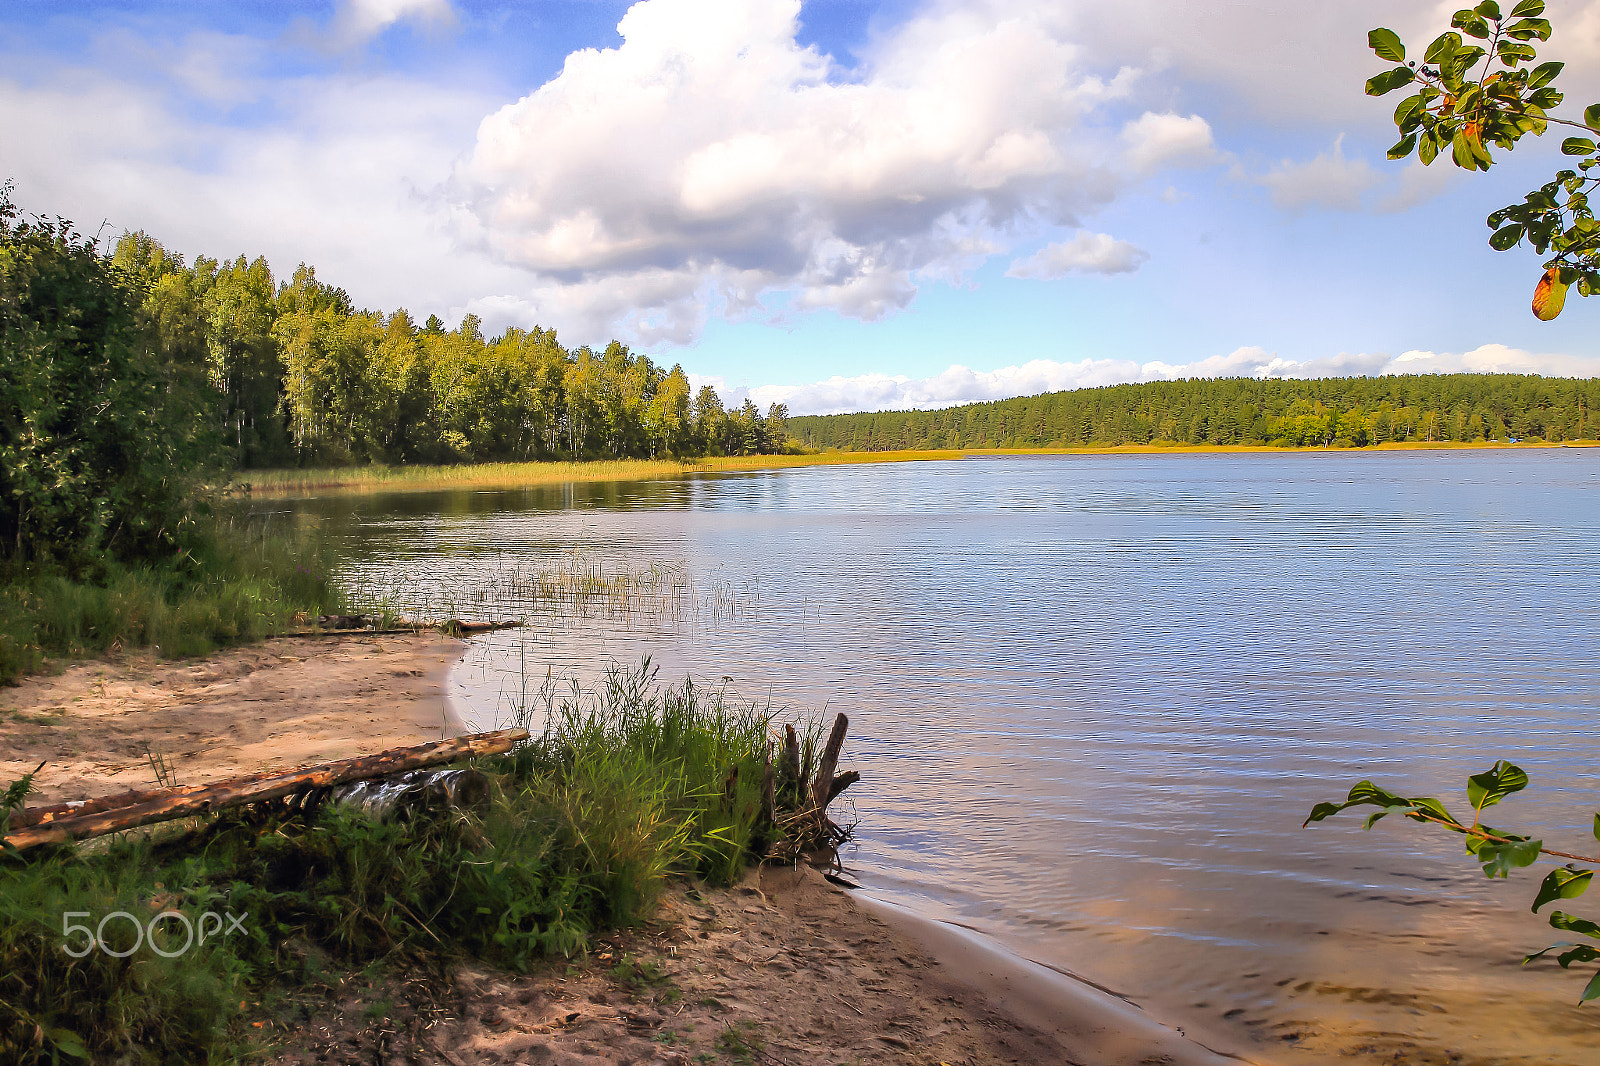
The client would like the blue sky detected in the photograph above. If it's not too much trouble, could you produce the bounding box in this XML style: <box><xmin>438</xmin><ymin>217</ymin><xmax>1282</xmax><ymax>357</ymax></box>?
<box><xmin>3</xmin><ymin>0</ymin><xmax>1599</xmax><ymax>413</ymax></box>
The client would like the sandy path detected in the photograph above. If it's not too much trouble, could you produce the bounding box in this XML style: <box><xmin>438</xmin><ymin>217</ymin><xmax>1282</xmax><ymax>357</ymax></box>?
<box><xmin>0</xmin><ymin>632</ymin><xmax>464</xmax><ymax>805</ymax></box>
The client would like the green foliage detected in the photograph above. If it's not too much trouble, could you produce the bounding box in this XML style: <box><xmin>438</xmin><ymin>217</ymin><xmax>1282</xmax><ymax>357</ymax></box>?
<box><xmin>787</xmin><ymin>373</ymin><xmax>1600</xmax><ymax>451</ymax></box>
<box><xmin>1365</xmin><ymin>4</ymin><xmax>1600</xmax><ymax>315</ymax></box>
<box><xmin>104</xmin><ymin>221</ymin><xmax>793</xmax><ymax>469</ymax></box>
<box><xmin>0</xmin><ymin>512</ymin><xmax>344</xmax><ymax>684</ymax></box>
<box><xmin>0</xmin><ymin>182</ymin><xmax>220</xmax><ymax>574</ymax></box>
<box><xmin>1307</xmin><ymin>761</ymin><xmax>1600</xmax><ymax>1004</ymax></box>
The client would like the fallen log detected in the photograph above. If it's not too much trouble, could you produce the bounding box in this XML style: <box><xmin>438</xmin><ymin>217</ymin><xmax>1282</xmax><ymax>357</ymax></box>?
<box><xmin>3</xmin><ymin>728</ymin><xmax>527</xmax><ymax>851</ymax></box>
<box><xmin>14</xmin><ymin>784</ymin><xmax>210</xmax><ymax>829</ymax></box>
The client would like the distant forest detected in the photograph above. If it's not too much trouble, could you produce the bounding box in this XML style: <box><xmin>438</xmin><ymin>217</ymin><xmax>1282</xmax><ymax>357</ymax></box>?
<box><xmin>105</xmin><ymin>233</ymin><xmax>789</xmax><ymax>469</ymax></box>
<box><xmin>787</xmin><ymin>375</ymin><xmax>1600</xmax><ymax>451</ymax></box>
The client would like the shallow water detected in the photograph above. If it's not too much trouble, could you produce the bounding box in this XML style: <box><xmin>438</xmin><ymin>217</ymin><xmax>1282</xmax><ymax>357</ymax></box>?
<box><xmin>291</xmin><ymin>450</ymin><xmax>1600</xmax><ymax>1064</ymax></box>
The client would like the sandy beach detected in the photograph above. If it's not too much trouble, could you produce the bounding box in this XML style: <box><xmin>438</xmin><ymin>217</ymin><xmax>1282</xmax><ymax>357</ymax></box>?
<box><xmin>0</xmin><ymin>637</ymin><xmax>1243</xmax><ymax>1066</ymax></box>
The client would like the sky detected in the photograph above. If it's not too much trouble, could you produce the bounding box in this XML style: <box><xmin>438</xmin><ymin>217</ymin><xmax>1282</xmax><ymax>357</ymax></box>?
<box><xmin>3</xmin><ymin>0</ymin><xmax>1599</xmax><ymax>414</ymax></box>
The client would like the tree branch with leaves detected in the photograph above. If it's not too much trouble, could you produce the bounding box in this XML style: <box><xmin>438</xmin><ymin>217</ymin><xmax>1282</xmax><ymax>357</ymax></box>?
<box><xmin>1366</xmin><ymin>0</ymin><xmax>1600</xmax><ymax>318</ymax></box>
<box><xmin>1307</xmin><ymin>761</ymin><xmax>1600</xmax><ymax>1004</ymax></box>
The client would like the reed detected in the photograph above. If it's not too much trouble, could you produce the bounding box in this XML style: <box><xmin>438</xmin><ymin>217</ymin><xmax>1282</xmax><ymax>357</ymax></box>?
<box><xmin>339</xmin><ymin>551</ymin><xmax>755</xmax><ymax>632</ymax></box>
<box><xmin>234</xmin><ymin>450</ymin><xmax>966</xmax><ymax>498</ymax></box>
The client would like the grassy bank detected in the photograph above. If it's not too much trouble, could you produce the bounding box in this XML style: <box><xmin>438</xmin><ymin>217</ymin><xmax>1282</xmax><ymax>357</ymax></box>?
<box><xmin>0</xmin><ymin>662</ymin><xmax>817</xmax><ymax>1064</ymax></box>
<box><xmin>0</xmin><ymin>514</ymin><xmax>346</xmax><ymax>686</ymax></box>
<box><xmin>235</xmin><ymin>450</ymin><xmax>967</xmax><ymax>497</ymax></box>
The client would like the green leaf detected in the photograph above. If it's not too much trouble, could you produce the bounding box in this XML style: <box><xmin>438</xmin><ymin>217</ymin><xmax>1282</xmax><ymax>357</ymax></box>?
<box><xmin>1420</xmin><ymin>132</ymin><xmax>1440</xmax><ymax>165</ymax></box>
<box><xmin>1564</xmin><ymin>138</ymin><xmax>1597</xmax><ymax>156</ymax></box>
<box><xmin>1587</xmin><ymin>104</ymin><xmax>1600</xmax><ymax>132</ymax></box>
<box><xmin>1490</xmin><ymin>223</ymin><xmax>1526</xmax><ymax>249</ymax></box>
<box><xmin>1369</xmin><ymin>27</ymin><xmax>1406</xmax><ymax>62</ymax></box>
<box><xmin>1549</xmin><ymin>910</ymin><xmax>1600</xmax><ymax>939</ymax></box>
<box><xmin>1388</xmin><ymin>133</ymin><xmax>1419</xmax><ymax>160</ymax></box>
<box><xmin>1592</xmin><ymin>812</ymin><xmax>1598</xmax><ymax>842</ymax></box>
<box><xmin>1408</xmin><ymin>796</ymin><xmax>1465</xmax><ymax>828</ymax></box>
<box><xmin>1583</xmin><ymin>970</ymin><xmax>1600</xmax><ymax>1005</ymax></box>
<box><xmin>45</xmin><ymin>1030</ymin><xmax>89</xmax><ymax>1060</ymax></box>
<box><xmin>1510</xmin><ymin>0</ymin><xmax>1545</xmax><ymax>16</ymax></box>
<box><xmin>1474</xmin><ymin>0</ymin><xmax>1502</xmax><ymax>16</ymax></box>
<box><xmin>1504</xmin><ymin>17</ymin><xmax>1552</xmax><ymax>41</ymax></box>
<box><xmin>1478</xmin><ymin>837</ymin><xmax>1542</xmax><ymax>878</ymax></box>
<box><xmin>1528</xmin><ymin>60</ymin><xmax>1563</xmax><ymax>88</ymax></box>
<box><xmin>1525</xmin><ymin>942</ymin><xmax>1600</xmax><ymax>968</ymax></box>
<box><xmin>1533</xmin><ymin>867</ymin><xmax>1594</xmax><ymax>912</ymax></box>
<box><xmin>1395</xmin><ymin>94</ymin><xmax>1426</xmax><ymax>128</ymax></box>
<box><xmin>1467</xmin><ymin>761</ymin><xmax>1528</xmax><ymax>810</ymax></box>
<box><xmin>1426</xmin><ymin>31</ymin><xmax>1463</xmax><ymax>65</ymax></box>
<box><xmin>1366</xmin><ymin>67</ymin><xmax>1417</xmax><ymax>97</ymax></box>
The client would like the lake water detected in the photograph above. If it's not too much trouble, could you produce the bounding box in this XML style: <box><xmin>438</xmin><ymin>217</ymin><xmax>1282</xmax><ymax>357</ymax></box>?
<box><xmin>291</xmin><ymin>450</ymin><xmax>1600</xmax><ymax>1064</ymax></box>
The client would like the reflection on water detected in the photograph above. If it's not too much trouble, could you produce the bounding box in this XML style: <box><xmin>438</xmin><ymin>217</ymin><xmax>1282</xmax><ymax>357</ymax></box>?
<box><xmin>288</xmin><ymin>450</ymin><xmax>1600</xmax><ymax>1064</ymax></box>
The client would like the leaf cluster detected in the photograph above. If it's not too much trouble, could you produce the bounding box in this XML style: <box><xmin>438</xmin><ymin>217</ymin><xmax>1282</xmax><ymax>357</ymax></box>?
<box><xmin>1365</xmin><ymin>2</ymin><xmax>1600</xmax><ymax>317</ymax></box>
<box><xmin>1307</xmin><ymin>760</ymin><xmax>1600</xmax><ymax>1004</ymax></box>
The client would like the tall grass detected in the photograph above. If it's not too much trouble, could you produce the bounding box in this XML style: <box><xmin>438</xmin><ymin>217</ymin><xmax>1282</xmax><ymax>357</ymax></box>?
<box><xmin>0</xmin><ymin>662</ymin><xmax>825</xmax><ymax>1064</ymax></box>
<box><xmin>236</xmin><ymin>450</ymin><xmax>966</xmax><ymax>498</ymax></box>
<box><xmin>0</xmin><ymin>511</ymin><xmax>345</xmax><ymax>684</ymax></box>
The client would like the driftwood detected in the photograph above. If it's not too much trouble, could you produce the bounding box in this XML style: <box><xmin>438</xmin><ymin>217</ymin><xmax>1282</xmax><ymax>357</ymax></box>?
<box><xmin>767</xmin><ymin>712</ymin><xmax>859</xmax><ymax>861</ymax></box>
<box><xmin>4</xmin><ymin>729</ymin><xmax>527</xmax><ymax>851</ymax></box>
<box><xmin>809</xmin><ymin>712</ymin><xmax>850</xmax><ymax>811</ymax></box>
<box><xmin>263</xmin><ymin>618</ymin><xmax>524</xmax><ymax>640</ymax></box>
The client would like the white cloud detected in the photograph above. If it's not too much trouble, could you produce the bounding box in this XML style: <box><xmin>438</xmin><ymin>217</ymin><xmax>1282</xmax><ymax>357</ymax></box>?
<box><xmin>1256</xmin><ymin>134</ymin><xmax>1380</xmax><ymax>212</ymax></box>
<box><xmin>1006</xmin><ymin>231</ymin><xmax>1149</xmax><ymax>278</ymax></box>
<box><xmin>715</xmin><ymin>344</ymin><xmax>1600</xmax><ymax>416</ymax></box>
<box><xmin>1118</xmin><ymin>111</ymin><xmax>1217</xmax><ymax>175</ymax></box>
<box><xmin>448</xmin><ymin>0</ymin><xmax>1162</xmax><ymax>343</ymax></box>
<box><xmin>0</xmin><ymin>32</ymin><xmax>515</xmax><ymax>323</ymax></box>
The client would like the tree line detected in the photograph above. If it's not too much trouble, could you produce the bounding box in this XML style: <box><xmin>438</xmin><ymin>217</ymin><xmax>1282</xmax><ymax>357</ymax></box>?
<box><xmin>108</xmin><ymin>232</ymin><xmax>790</xmax><ymax>470</ymax></box>
<box><xmin>786</xmin><ymin>374</ymin><xmax>1600</xmax><ymax>451</ymax></box>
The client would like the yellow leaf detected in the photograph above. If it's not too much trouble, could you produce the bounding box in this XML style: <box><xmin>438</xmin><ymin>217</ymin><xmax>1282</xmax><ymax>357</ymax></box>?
<box><xmin>1532</xmin><ymin>267</ymin><xmax>1568</xmax><ymax>320</ymax></box>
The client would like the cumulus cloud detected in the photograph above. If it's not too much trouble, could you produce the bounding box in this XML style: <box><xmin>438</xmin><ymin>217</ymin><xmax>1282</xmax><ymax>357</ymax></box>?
<box><xmin>448</xmin><ymin>0</ymin><xmax>1169</xmax><ymax>343</ymax></box>
<box><xmin>1118</xmin><ymin>110</ymin><xmax>1217</xmax><ymax>175</ymax></box>
<box><xmin>1255</xmin><ymin>134</ymin><xmax>1380</xmax><ymax>212</ymax></box>
<box><xmin>714</xmin><ymin>344</ymin><xmax>1600</xmax><ymax>416</ymax></box>
<box><xmin>1006</xmin><ymin>231</ymin><xmax>1149</xmax><ymax>278</ymax></box>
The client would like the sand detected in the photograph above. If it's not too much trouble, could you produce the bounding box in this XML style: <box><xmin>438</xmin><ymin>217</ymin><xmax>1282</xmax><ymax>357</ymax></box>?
<box><xmin>0</xmin><ymin>637</ymin><xmax>1246</xmax><ymax>1066</ymax></box>
<box><xmin>0</xmin><ymin>632</ymin><xmax>465</xmax><ymax>804</ymax></box>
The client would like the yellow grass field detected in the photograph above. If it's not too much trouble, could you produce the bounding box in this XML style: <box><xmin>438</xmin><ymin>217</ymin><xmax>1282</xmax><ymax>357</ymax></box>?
<box><xmin>235</xmin><ymin>439</ymin><xmax>1589</xmax><ymax>497</ymax></box>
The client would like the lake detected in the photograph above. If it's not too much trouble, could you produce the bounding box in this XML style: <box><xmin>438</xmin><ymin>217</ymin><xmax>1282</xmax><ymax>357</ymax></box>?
<box><xmin>290</xmin><ymin>449</ymin><xmax>1600</xmax><ymax>1064</ymax></box>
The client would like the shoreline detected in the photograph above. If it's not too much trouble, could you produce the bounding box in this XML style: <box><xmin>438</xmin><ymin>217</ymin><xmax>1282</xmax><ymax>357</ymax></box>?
<box><xmin>234</xmin><ymin>439</ymin><xmax>1596</xmax><ymax>498</ymax></box>
<box><xmin>1</xmin><ymin>635</ymin><xmax>1242</xmax><ymax>1066</ymax></box>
